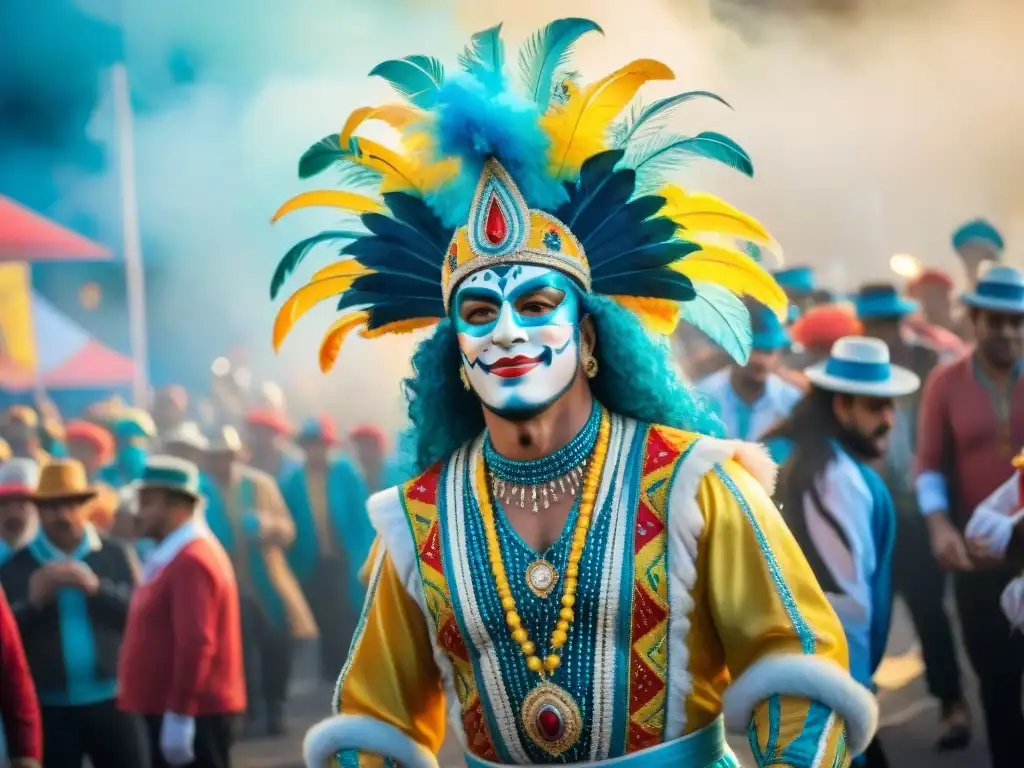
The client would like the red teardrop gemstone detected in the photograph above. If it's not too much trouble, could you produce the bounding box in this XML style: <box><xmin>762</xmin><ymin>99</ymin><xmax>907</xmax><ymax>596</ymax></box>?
<box><xmin>484</xmin><ymin>196</ymin><xmax>508</xmax><ymax>245</ymax></box>
<box><xmin>536</xmin><ymin>706</ymin><xmax>564</xmax><ymax>742</ymax></box>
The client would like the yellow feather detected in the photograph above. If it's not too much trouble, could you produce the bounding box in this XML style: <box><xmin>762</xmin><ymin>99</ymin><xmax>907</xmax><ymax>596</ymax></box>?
<box><xmin>271</xmin><ymin>191</ymin><xmax>384</xmax><ymax>223</ymax></box>
<box><xmin>613</xmin><ymin>296</ymin><xmax>680</xmax><ymax>335</ymax></box>
<box><xmin>659</xmin><ymin>185</ymin><xmax>773</xmax><ymax>245</ymax></box>
<box><xmin>541</xmin><ymin>59</ymin><xmax>675</xmax><ymax>178</ymax></box>
<box><xmin>310</xmin><ymin>261</ymin><xmax>373</xmax><ymax>283</ymax></box>
<box><xmin>349</xmin><ymin>137</ymin><xmax>421</xmax><ymax>192</ymax></box>
<box><xmin>319</xmin><ymin>312</ymin><xmax>370</xmax><ymax>373</ymax></box>
<box><xmin>339</xmin><ymin>104</ymin><xmax>424</xmax><ymax>145</ymax></box>
<box><xmin>359</xmin><ymin>317</ymin><xmax>438</xmax><ymax>338</ymax></box>
<box><xmin>671</xmin><ymin>244</ymin><xmax>788</xmax><ymax>320</ymax></box>
<box><xmin>273</xmin><ymin>271</ymin><xmax>369</xmax><ymax>352</ymax></box>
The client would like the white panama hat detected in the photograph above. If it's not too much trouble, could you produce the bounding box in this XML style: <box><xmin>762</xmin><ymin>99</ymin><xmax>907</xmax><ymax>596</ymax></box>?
<box><xmin>962</xmin><ymin>264</ymin><xmax>1024</xmax><ymax>314</ymax></box>
<box><xmin>160</xmin><ymin>421</ymin><xmax>209</xmax><ymax>451</ymax></box>
<box><xmin>805</xmin><ymin>336</ymin><xmax>920</xmax><ymax>398</ymax></box>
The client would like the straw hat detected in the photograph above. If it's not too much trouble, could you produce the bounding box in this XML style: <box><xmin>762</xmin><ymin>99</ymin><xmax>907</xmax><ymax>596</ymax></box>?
<box><xmin>33</xmin><ymin>459</ymin><xmax>97</xmax><ymax>504</ymax></box>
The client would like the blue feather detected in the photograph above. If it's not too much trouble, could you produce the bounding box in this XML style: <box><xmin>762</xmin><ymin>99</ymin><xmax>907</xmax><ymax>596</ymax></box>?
<box><xmin>579</xmin><ymin>195</ymin><xmax>665</xmax><ymax>252</ymax></box>
<box><xmin>611</xmin><ymin>91</ymin><xmax>732</xmax><ymax>148</ymax></box>
<box><xmin>361</xmin><ymin>211</ymin><xmax>446</xmax><ymax>262</ymax></box>
<box><xmin>458</xmin><ymin>24</ymin><xmax>506</xmax><ymax>93</ymax></box>
<box><xmin>348</xmin><ymin>272</ymin><xmax>442</xmax><ymax>302</ymax></box>
<box><xmin>586</xmin><ymin>216</ymin><xmax>677</xmax><ymax>265</ymax></box>
<box><xmin>594</xmin><ymin>241</ymin><xmax>700</xmax><ymax>276</ymax></box>
<box><xmin>518</xmin><ymin>18</ymin><xmax>603</xmax><ymax>111</ymax></box>
<box><xmin>424</xmin><ymin>77</ymin><xmax>566</xmax><ymax>227</ymax></box>
<box><xmin>368</xmin><ymin>55</ymin><xmax>445</xmax><ymax>109</ymax></box>
<box><xmin>382</xmin><ymin>192</ymin><xmax>452</xmax><ymax>250</ymax></box>
<box><xmin>682</xmin><ymin>281</ymin><xmax>753</xmax><ymax>364</ymax></box>
<box><xmin>270</xmin><ymin>230</ymin><xmax>363</xmax><ymax>300</ymax></box>
<box><xmin>627</xmin><ymin>131</ymin><xmax>754</xmax><ymax>194</ymax></box>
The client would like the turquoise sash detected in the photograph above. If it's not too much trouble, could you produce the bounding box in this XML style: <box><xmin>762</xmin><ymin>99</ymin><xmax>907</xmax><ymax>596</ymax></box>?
<box><xmin>464</xmin><ymin>717</ymin><xmax>737</xmax><ymax>768</ymax></box>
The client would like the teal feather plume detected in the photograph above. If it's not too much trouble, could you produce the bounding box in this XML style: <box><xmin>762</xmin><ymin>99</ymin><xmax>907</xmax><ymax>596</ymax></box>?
<box><xmin>458</xmin><ymin>24</ymin><xmax>506</xmax><ymax>92</ymax></box>
<box><xmin>369</xmin><ymin>55</ymin><xmax>445</xmax><ymax>109</ymax></box>
<box><xmin>296</xmin><ymin>134</ymin><xmax>385</xmax><ymax>187</ymax></box>
<box><xmin>270</xmin><ymin>230</ymin><xmax>364</xmax><ymax>300</ymax></box>
<box><xmin>683</xmin><ymin>280</ymin><xmax>753</xmax><ymax>364</ymax></box>
<box><xmin>627</xmin><ymin>130</ymin><xmax>754</xmax><ymax>195</ymax></box>
<box><xmin>517</xmin><ymin>18</ymin><xmax>603</xmax><ymax>112</ymax></box>
<box><xmin>611</xmin><ymin>91</ymin><xmax>732</xmax><ymax>148</ymax></box>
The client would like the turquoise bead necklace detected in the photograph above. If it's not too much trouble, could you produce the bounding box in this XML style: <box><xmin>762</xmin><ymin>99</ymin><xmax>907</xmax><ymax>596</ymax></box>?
<box><xmin>483</xmin><ymin>400</ymin><xmax>601</xmax><ymax>514</ymax></box>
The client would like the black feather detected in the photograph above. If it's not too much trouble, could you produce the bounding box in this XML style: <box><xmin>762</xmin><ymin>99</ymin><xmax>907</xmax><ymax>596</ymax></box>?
<box><xmin>349</xmin><ymin>272</ymin><xmax>443</xmax><ymax>302</ymax></box>
<box><xmin>382</xmin><ymin>192</ymin><xmax>453</xmax><ymax>250</ymax></box>
<box><xmin>593</xmin><ymin>241</ymin><xmax>700</xmax><ymax>276</ymax></box>
<box><xmin>568</xmin><ymin>169</ymin><xmax>636</xmax><ymax>241</ymax></box>
<box><xmin>270</xmin><ymin>230</ymin><xmax>363</xmax><ymax>300</ymax></box>
<box><xmin>336</xmin><ymin>290</ymin><xmax>378</xmax><ymax>311</ymax></box>
<box><xmin>580</xmin><ymin>196</ymin><xmax>666</xmax><ymax>252</ymax></box>
<box><xmin>367</xmin><ymin>299</ymin><xmax>446</xmax><ymax>329</ymax></box>
<box><xmin>585</xmin><ymin>215</ymin><xmax>678</xmax><ymax>266</ymax></box>
<box><xmin>592</xmin><ymin>268</ymin><xmax>696</xmax><ymax>302</ymax></box>
<box><xmin>342</xmin><ymin>237</ymin><xmax>441</xmax><ymax>280</ymax></box>
<box><xmin>361</xmin><ymin>212</ymin><xmax>447</xmax><ymax>264</ymax></box>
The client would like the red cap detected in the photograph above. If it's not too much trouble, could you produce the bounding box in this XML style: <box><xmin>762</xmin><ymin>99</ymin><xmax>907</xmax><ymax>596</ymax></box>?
<box><xmin>349</xmin><ymin>424</ymin><xmax>387</xmax><ymax>446</ymax></box>
<box><xmin>790</xmin><ymin>306</ymin><xmax>864</xmax><ymax>350</ymax></box>
<box><xmin>908</xmin><ymin>268</ymin><xmax>955</xmax><ymax>293</ymax></box>
<box><xmin>64</xmin><ymin>419</ymin><xmax>115</xmax><ymax>464</ymax></box>
<box><xmin>245</xmin><ymin>409</ymin><xmax>294</xmax><ymax>436</ymax></box>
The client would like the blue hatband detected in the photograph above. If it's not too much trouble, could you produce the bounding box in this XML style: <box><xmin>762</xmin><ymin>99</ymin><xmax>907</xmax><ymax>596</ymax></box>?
<box><xmin>823</xmin><ymin>358</ymin><xmax>890</xmax><ymax>383</ymax></box>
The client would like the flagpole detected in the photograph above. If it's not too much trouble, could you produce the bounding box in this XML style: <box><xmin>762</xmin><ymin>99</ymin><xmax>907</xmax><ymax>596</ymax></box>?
<box><xmin>111</xmin><ymin>63</ymin><xmax>149</xmax><ymax>407</ymax></box>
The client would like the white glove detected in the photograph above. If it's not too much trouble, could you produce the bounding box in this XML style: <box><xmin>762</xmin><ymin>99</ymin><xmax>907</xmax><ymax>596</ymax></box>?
<box><xmin>965</xmin><ymin>505</ymin><xmax>1024</xmax><ymax>560</ymax></box>
<box><xmin>1001</xmin><ymin>576</ymin><xmax>1024</xmax><ymax>631</ymax></box>
<box><xmin>160</xmin><ymin>712</ymin><xmax>196</xmax><ymax>766</ymax></box>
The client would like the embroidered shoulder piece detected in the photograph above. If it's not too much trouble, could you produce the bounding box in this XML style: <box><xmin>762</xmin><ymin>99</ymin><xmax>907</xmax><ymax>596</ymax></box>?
<box><xmin>398</xmin><ymin>465</ymin><xmax>499</xmax><ymax>760</ymax></box>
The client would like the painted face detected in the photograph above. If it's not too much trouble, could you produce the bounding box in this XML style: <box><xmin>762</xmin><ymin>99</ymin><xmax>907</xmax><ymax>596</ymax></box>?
<box><xmin>453</xmin><ymin>265</ymin><xmax>582</xmax><ymax>419</ymax></box>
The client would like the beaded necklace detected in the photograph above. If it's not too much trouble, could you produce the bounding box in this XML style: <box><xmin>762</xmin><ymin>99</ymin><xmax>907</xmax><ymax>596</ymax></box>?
<box><xmin>483</xmin><ymin>401</ymin><xmax>601</xmax><ymax>515</ymax></box>
<box><xmin>475</xmin><ymin>407</ymin><xmax>610</xmax><ymax>757</ymax></box>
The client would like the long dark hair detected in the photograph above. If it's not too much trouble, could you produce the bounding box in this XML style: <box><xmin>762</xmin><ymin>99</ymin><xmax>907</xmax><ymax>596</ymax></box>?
<box><xmin>762</xmin><ymin>386</ymin><xmax>852</xmax><ymax>593</ymax></box>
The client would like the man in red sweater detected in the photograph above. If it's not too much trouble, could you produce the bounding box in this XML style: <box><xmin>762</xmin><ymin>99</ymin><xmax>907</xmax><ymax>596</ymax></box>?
<box><xmin>0</xmin><ymin>583</ymin><xmax>42</xmax><ymax>768</ymax></box>
<box><xmin>118</xmin><ymin>455</ymin><xmax>245</xmax><ymax>768</ymax></box>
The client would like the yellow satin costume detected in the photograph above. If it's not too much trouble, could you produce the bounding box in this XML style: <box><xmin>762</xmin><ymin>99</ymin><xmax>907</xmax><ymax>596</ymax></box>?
<box><xmin>306</xmin><ymin>420</ymin><xmax>876</xmax><ymax>768</ymax></box>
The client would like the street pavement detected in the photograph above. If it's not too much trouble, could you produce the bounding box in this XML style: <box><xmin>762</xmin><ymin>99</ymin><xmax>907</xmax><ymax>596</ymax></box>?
<box><xmin>236</xmin><ymin>601</ymin><xmax>991</xmax><ymax>767</ymax></box>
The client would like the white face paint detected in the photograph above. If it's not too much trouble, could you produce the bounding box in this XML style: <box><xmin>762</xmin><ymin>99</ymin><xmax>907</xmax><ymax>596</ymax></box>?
<box><xmin>453</xmin><ymin>264</ymin><xmax>583</xmax><ymax>419</ymax></box>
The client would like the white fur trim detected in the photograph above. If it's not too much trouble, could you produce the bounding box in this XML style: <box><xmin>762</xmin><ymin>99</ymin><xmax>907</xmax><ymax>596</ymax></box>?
<box><xmin>366</xmin><ymin>480</ymin><xmax>468</xmax><ymax>748</ymax></box>
<box><xmin>722</xmin><ymin>654</ymin><xmax>878</xmax><ymax>756</ymax></box>
<box><xmin>664</xmin><ymin>435</ymin><xmax>776</xmax><ymax>738</ymax></box>
<box><xmin>303</xmin><ymin>714</ymin><xmax>439</xmax><ymax>768</ymax></box>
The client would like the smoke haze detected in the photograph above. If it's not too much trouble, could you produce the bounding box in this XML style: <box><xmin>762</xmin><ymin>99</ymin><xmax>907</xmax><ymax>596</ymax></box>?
<box><xmin>2</xmin><ymin>0</ymin><xmax>1021</xmax><ymax>430</ymax></box>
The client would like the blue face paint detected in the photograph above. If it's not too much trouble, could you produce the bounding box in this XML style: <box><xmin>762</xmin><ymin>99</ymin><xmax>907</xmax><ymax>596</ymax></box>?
<box><xmin>453</xmin><ymin>265</ymin><xmax>583</xmax><ymax>418</ymax></box>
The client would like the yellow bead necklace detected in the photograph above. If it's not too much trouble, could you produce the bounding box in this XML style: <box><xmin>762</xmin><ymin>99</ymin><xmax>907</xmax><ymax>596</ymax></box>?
<box><xmin>475</xmin><ymin>408</ymin><xmax>611</xmax><ymax>676</ymax></box>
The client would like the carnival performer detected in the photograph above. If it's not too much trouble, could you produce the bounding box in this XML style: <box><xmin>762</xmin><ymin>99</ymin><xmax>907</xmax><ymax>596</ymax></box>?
<box><xmin>283</xmin><ymin>416</ymin><xmax>372</xmax><ymax>682</ymax></box>
<box><xmin>203</xmin><ymin>425</ymin><xmax>316</xmax><ymax>736</ymax></box>
<box><xmin>271</xmin><ymin>18</ymin><xmax>876</xmax><ymax>768</ymax></box>
<box><xmin>916</xmin><ymin>264</ymin><xmax>1024</xmax><ymax>768</ymax></box>
<box><xmin>764</xmin><ymin>337</ymin><xmax>916</xmax><ymax>767</ymax></box>
<box><xmin>697</xmin><ymin>300</ymin><xmax>803</xmax><ymax>444</ymax></box>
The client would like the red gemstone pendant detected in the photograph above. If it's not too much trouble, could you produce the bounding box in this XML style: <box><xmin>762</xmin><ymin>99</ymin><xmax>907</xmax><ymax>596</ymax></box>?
<box><xmin>536</xmin><ymin>705</ymin><xmax>565</xmax><ymax>741</ymax></box>
<box><xmin>484</xmin><ymin>195</ymin><xmax>508</xmax><ymax>245</ymax></box>
<box><xmin>521</xmin><ymin>682</ymin><xmax>581</xmax><ymax>756</ymax></box>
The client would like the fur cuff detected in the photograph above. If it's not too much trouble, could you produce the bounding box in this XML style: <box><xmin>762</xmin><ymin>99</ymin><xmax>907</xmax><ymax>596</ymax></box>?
<box><xmin>303</xmin><ymin>714</ymin><xmax>439</xmax><ymax>768</ymax></box>
<box><xmin>722</xmin><ymin>654</ymin><xmax>878</xmax><ymax>756</ymax></box>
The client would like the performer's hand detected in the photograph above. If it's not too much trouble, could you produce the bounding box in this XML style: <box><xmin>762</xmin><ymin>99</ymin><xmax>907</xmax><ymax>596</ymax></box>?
<box><xmin>160</xmin><ymin>712</ymin><xmax>196</xmax><ymax>766</ymax></box>
<box><xmin>926</xmin><ymin>514</ymin><xmax>974</xmax><ymax>571</ymax></box>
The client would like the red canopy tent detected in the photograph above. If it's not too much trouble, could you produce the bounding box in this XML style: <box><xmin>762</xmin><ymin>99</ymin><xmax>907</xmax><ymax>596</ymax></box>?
<box><xmin>0</xmin><ymin>196</ymin><xmax>110</xmax><ymax>261</ymax></box>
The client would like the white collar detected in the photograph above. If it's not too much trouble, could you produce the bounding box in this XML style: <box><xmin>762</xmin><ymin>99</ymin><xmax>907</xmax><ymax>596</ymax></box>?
<box><xmin>141</xmin><ymin>520</ymin><xmax>206</xmax><ymax>583</ymax></box>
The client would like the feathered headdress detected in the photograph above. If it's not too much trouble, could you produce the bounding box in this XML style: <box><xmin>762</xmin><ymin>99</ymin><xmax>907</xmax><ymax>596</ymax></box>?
<box><xmin>270</xmin><ymin>18</ymin><xmax>786</xmax><ymax>372</ymax></box>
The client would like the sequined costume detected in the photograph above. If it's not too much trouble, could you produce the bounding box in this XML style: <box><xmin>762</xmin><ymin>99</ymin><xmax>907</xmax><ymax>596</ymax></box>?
<box><xmin>267</xmin><ymin>17</ymin><xmax>877</xmax><ymax>768</ymax></box>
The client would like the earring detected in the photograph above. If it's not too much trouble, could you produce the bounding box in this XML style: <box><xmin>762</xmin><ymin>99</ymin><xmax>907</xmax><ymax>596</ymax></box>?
<box><xmin>583</xmin><ymin>354</ymin><xmax>598</xmax><ymax>379</ymax></box>
<box><xmin>459</xmin><ymin>367</ymin><xmax>471</xmax><ymax>390</ymax></box>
